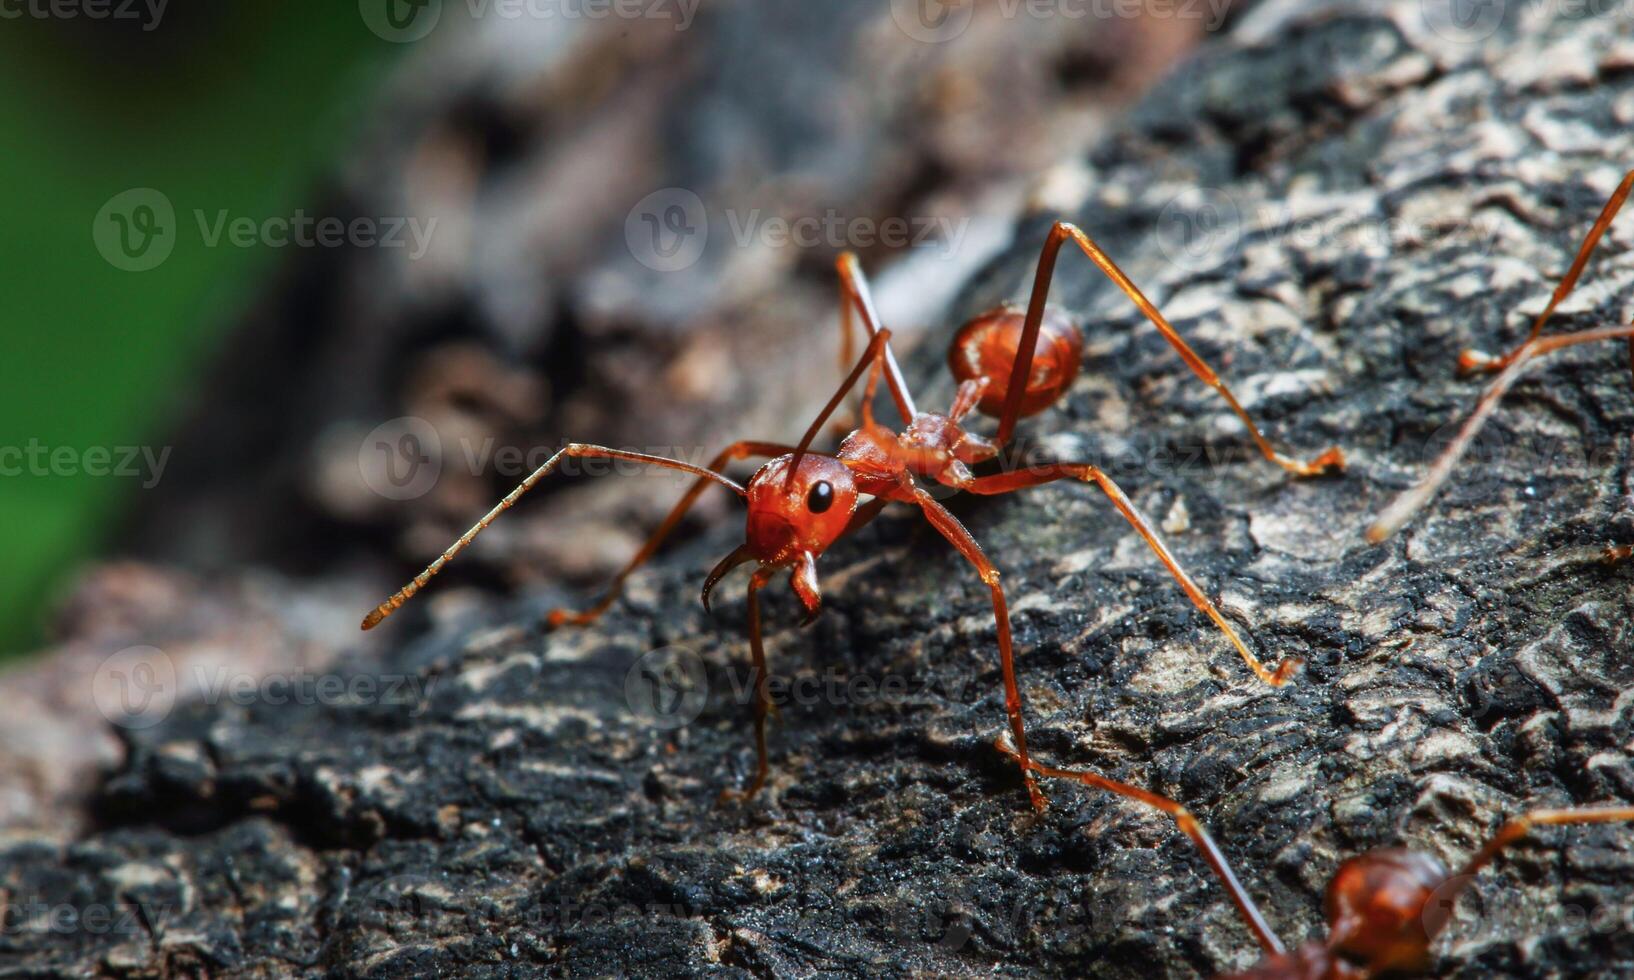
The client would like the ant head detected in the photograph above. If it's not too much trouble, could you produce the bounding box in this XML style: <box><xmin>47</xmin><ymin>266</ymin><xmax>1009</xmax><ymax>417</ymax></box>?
<box><xmin>1323</xmin><ymin>847</ymin><xmax>1450</xmax><ymax>976</ymax></box>
<box><xmin>745</xmin><ymin>454</ymin><xmax>859</xmax><ymax>566</ymax></box>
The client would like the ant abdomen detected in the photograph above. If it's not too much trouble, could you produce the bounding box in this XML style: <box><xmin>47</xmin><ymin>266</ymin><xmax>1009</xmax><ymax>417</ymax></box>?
<box><xmin>949</xmin><ymin>305</ymin><xmax>1083</xmax><ymax>419</ymax></box>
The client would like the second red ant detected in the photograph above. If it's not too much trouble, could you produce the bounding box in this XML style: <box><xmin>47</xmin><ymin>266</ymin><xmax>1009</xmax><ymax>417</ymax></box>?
<box><xmin>998</xmin><ymin>739</ymin><xmax>1632</xmax><ymax>979</ymax></box>
<box><xmin>364</xmin><ymin>220</ymin><xmax>1345</xmax><ymax>808</ymax></box>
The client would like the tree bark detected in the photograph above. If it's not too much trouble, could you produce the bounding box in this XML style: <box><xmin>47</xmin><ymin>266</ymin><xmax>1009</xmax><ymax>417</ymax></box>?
<box><xmin>6</xmin><ymin>2</ymin><xmax>1634</xmax><ymax>977</ymax></box>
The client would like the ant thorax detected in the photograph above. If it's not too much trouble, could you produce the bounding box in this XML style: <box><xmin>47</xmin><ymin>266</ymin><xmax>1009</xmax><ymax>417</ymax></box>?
<box><xmin>835</xmin><ymin>397</ymin><xmax>1002</xmax><ymax>493</ymax></box>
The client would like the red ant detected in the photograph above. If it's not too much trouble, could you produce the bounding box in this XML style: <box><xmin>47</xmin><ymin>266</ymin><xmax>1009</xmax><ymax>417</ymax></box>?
<box><xmin>363</xmin><ymin>221</ymin><xmax>1345</xmax><ymax>808</ymax></box>
<box><xmin>998</xmin><ymin>740</ymin><xmax>1634</xmax><ymax>978</ymax></box>
<box><xmin>1368</xmin><ymin>169</ymin><xmax>1634</xmax><ymax>545</ymax></box>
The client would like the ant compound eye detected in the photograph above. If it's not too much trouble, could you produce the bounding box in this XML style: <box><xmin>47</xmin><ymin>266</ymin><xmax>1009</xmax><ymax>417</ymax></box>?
<box><xmin>806</xmin><ymin>480</ymin><xmax>834</xmax><ymax>514</ymax></box>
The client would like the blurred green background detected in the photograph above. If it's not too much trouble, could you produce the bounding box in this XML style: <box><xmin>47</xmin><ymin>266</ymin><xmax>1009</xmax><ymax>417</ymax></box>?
<box><xmin>0</xmin><ymin>4</ymin><xmax>402</xmax><ymax>658</ymax></box>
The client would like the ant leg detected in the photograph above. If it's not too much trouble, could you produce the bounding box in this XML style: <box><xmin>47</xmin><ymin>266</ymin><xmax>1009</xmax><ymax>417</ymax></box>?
<box><xmin>545</xmin><ymin>440</ymin><xmax>797</xmax><ymax>627</ymax></box>
<box><xmin>720</xmin><ymin>563</ymin><xmax>781</xmax><ymax>804</ymax></box>
<box><xmin>1367</xmin><ymin>321</ymin><xmax>1634</xmax><ymax>543</ymax></box>
<box><xmin>361</xmin><ymin>445</ymin><xmax>746</xmax><ymax>630</ymax></box>
<box><xmin>707</xmin><ymin>497</ymin><xmax>891</xmax><ymax>801</ymax></box>
<box><xmin>788</xmin><ymin>324</ymin><xmax>908</xmax><ymax>479</ymax></box>
<box><xmin>838</xmin><ymin>262</ymin><xmax>855</xmax><ymax>377</ymax></box>
<box><xmin>1454</xmin><ymin>805</ymin><xmax>1634</xmax><ymax>881</ymax></box>
<box><xmin>1461</xmin><ymin>169</ymin><xmax>1634</xmax><ymax>375</ymax></box>
<box><xmin>993</xmin><ymin>221</ymin><xmax>1344</xmax><ymax>477</ymax></box>
<box><xmin>835</xmin><ymin>252</ymin><xmax>918</xmax><ymax>424</ymax></box>
<box><xmin>908</xmin><ymin>486</ymin><xmax>1047</xmax><ymax>811</ymax></box>
<box><xmin>994</xmin><ymin>739</ymin><xmax>1287</xmax><ymax>957</ymax></box>
<box><xmin>964</xmin><ymin>464</ymin><xmax>1299</xmax><ymax>687</ymax></box>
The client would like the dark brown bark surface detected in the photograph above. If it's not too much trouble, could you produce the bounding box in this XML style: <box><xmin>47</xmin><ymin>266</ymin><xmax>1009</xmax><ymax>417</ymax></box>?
<box><xmin>6</xmin><ymin>2</ymin><xmax>1634</xmax><ymax>978</ymax></box>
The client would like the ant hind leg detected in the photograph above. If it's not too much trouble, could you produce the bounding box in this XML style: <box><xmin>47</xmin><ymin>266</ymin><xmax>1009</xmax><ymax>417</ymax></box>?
<box><xmin>993</xmin><ymin>739</ymin><xmax>1287</xmax><ymax>958</ymax></box>
<box><xmin>994</xmin><ymin>220</ymin><xmax>1343</xmax><ymax>476</ymax></box>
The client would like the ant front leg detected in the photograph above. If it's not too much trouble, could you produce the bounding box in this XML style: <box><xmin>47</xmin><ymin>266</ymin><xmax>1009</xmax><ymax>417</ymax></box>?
<box><xmin>1460</xmin><ymin>169</ymin><xmax>1634</xmax><ymax>376</ymax></box>
<box><xmin>996</xmin><ymin>221</ymin><xmax>1344</xmax><ymax>477</ymax></box>
<box><xmin>993</xmin><ymin>739</ymin><xmax>1287</xmax><ymax>958</ymax></box>
<box><xmin>964</xmin><ymin>464</ymin><xmax>1300</xmax><ymax>686</ymax></box>
<box><xmin>908</xmin><ymin>486</ymin><xmax>1046</xmax><ymax>811</ymax></box>
<box><xmin>835</xmin><ymin>252</ymin><xmax>918</xmax><ymax>425</ymax></box>
<box><xmin>719</xmin><ymin>563</ymin><xmax>781</xmax><ymax>804</ymax></box>
<box><xmin>546</xmin><ymin>440</ymin><xmax>797</xmax><ymax>628</ymax></box>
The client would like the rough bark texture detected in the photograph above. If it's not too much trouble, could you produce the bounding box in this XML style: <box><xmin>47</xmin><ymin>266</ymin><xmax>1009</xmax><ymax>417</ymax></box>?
<box><xmin>7</xmin><ymin>2</ymin><xmax>1634</xmax><ymax>978</ymax></box>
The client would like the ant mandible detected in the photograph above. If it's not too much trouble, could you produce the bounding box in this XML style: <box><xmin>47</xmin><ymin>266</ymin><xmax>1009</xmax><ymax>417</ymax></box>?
<box><xmin>363</xmin><ymin>220</ymin><xmax>1345</xmax><ymax>809</ymax></box>
<box><xmin>1368</xmin><ymin>169</ymin><xmax>1634</xmax><ymax>545</ymax></box>
<box><xmin>998</xmin><ymin>741</ymin><xmax>1633</xmax><ymax>978</ymax></box>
